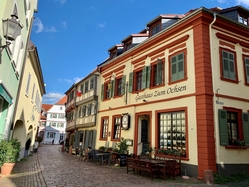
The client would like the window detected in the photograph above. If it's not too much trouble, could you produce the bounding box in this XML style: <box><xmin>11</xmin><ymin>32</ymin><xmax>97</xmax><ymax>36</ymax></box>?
<box><xmin>125</xmin><ymin>42</ymin><xmax>132</xmax><ymax>51</ymax></box>
<box><xmin>100</xmin><ymin>117</ymin><xmax>108</xmax><ymax>140</ymax></box>
<box><xmin>51</xmin><ymin>114</ymin><xmax>57</xmax><ymax>118</ymax></box>
<box><xmin>80</xmin><ymin>83</ymin><xmax>84</xmax><ymax>92</ymax></box>
<box><xmin>218</xmin><ymin>108</ymin><xmax>249</xmax><ymax>146</ymax></box>
<box><xmin>220</xmin><ymin>49</ymin><xmax>237</xmax><ymax>81</ymax></box>
<box><xmin>51</xmin><ymin>122</ymin><xmax>56</xmax><ymax>127</ymax></box>
<box><xmin>78</xmin><ymin>107</ymin><xmax>82</xmax><ymax>117</ymax></box>
<box><xmin>25</xmin><ymin>73</ymin><xmax>31</xmax><ymax>95</ymax></box>
<box><xmin>58</xmin><ymin>114</ymin><xmax>64</xmax><ymax>119</ymax></box>
<box><xmin>90</xmin><ymin>78</ymin><xmax>94</xmax><ymax>90</ymax></box>
<box><xmin>243</xmin><ymin>56</ymin><xmax>249</xmax><ymax>84</ymax></box>
<box><xmin>60</xmin><ymin>107</ymin><xmax>63</xmax><ymax>110</ymax></box>
<box><xmin>151</xmin><ymin>59</ymin><xmax>164</xmax><ymax>87</ymax></box>
<box><xmin>151</xmin><ymin>24</ymin><xmax>160</xmax><ymax>36</ymax></box>
<box><xmin>170</xmin><ymin>52</ymin><xmax>185</xmax><ymax>83</ymax></box>
<box><xmin>101</xmin><ymin>81</ymin><xmax>112</xmax><ymax>100</ymax></box>
<box><xmin>129</xmin><ymin>66</ymin><xmax>150</xmax><ymax>92</ymax></box>
<box><xmin>159</xmin><ymin>111</ymin><xmax>186</xmax><ymax>157</ymax></box>
<box><xmin>87</xmin><ymin>104</ymin><xmax>91</xmax><ymax>116</ymax></box>
<box><xmin>114</xmin><ymin>76</ymin><xmax>126</xmax><ymax>97</ymax></box>
<box><xmin>85</xmin><ymin>80</ymin><xmax>89</xmax><ymax>93</ymax></box>
<box><xmin>58</xmin><ymin>123</ymin><xmax>64</xmax><ymax>128</ymax></box>
<box><xmin>47</xmin><ymin>132</ymin><xmax>56</xmax><ymax>138</ymax></box>
<box><xmin>112</xmin><ymin>117</ymin><xmax>121</xmax><ymax>141</ymax></box>
<box><xmin>91</xmin><ymin>103</ymin><xmax>96</xmax><ymax>114</ymax></box>
<box><xmin>239</xmin><ymin>14</ymin><xmax>248</xmax><ymax>25</ymax></box>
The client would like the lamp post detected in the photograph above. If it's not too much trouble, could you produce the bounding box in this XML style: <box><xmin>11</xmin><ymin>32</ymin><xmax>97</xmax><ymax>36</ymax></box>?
<box><xmin>0</xmin><ymin>14</ymin><xmax>22</xmax><ymax>52</ymax></box>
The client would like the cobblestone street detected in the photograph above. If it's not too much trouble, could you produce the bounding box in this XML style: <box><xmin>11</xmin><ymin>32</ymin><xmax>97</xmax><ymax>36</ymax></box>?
<box><xmin>0</xmin><ymin>145</ymin><xmax>248</xmax><ymax>187</ymax></box>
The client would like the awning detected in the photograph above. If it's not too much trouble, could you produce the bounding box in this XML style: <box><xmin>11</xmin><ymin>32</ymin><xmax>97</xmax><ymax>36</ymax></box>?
<box><xmin>0</xmin><ymin>84</ymin><xmax>12</xmax><ymax>105</ymax></box>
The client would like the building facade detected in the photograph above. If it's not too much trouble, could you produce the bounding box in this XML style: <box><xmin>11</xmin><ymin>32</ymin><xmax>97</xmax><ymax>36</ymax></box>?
<box><xmin>65</xmin><ymin>70</ymin><xmax>100</xmax><ymax>149</ymax></box>
<box><xmin>41</xmin><ymin>96</ymin><xmax>67</xmax><ymax>144</ymax></box>
<box><xmin>12</xmin><ymin>40</ymin><xmax>45</xmax><ymax>159</ymax></box>
<box><xmin>96</xmin><ymin>6</ymin><xmax>249</xmax><ymax>179</ymax></box>
<box><xmin>0</xmin><ymin>0</ymin><xmax>38</xmax><ymax>139</ymax></box>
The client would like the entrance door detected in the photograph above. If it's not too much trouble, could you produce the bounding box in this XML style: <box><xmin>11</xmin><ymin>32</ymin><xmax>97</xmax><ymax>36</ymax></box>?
<box><xmin>141</xmin><ymin>119</ymin><xmax>148</xmax><ymax>155</ymax></box>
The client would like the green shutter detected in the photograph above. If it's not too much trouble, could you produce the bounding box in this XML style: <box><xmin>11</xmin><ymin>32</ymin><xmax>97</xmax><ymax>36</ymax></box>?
<box><xmin>242</xmin><ymin>113</ymin><xmax>249</xmax><ymax>146</ymax></box>
<box><xmin>245</xmin><ymin>58</ymin><xmax>249</xmax><ymax>83</ymax></box>
<box><xmin>121</xmin><ymin>75</ymin><xmax>126</xmax><ymax>95</ymax></box>
<box><xmin>146</xmin><ymin>65</ymin><xmax>151</xmax><ymax>88</ymax></box>
<box><xmin>84</xmin><ymin>130</ymin><xmax>90</xmax><ymax>149</ymax></box>
<box><xmin>91</xmin><ymin>130</ymin><xmax>97</xmax><ymax>149</ymax></box>
<box><xmin>171</xmin><ymin>56</ymin><xmax>177</xmax><ymax>82</ymax></box>
<box><xmin>218</xmin><ymin>109</ymin><xmax>228</xmax><ymax>146</ymax></box>
<box><xmin>156</xmin><ymin>60</ymin><xmax>162</xmax><ymax>85</ymax></box>
<box><xmin>228</xmin><ymin>53</ymin><xmax>236</xmax><ymax>80</ymax></box>
<box><xmin>111</xmin><ymin>80</ymin><xmax>115</xmax><ymax>98</ymax></box>
<box><xmin>177</xmin><ymin>53</ymin><xmax>184</xmax><ymax>80</ymax></box>
<box><xmin>101</xmin><ymin>84</ymin><xmax>104</xmax><ymax>100</ymax></box>
<box><xmin>129</xmin><ymin>72</ymin><xmax>133</xmax><ymax>93</ymax></box>
<box><xmin>142</xmin><ymin>66</ymin><xmax>147</xmax><ymax>89</ymax></box>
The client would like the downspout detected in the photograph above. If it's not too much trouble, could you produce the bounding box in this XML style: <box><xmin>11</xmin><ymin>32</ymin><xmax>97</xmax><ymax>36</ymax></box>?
<box><xmin>209</xmin><ymin>13</ymin><xmax>218</xmax><ymax>169</ymax></box>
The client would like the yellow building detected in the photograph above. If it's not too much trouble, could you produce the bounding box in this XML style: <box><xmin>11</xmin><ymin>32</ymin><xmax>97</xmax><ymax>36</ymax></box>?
<box><xmin>96</xmin><ymin>6</ymin><xmax>249</xmax><ymax>179</ymax></box>
<box><xmin>12</xmin><ymin>40</ymin><xmax>45</xmax><ymax>159</ymax></box>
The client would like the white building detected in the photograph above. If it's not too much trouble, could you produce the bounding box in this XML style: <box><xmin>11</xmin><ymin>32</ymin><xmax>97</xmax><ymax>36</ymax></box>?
<box><xmin>40</xmin><ymin>96</ymin><xmax>67</xmax><ymax>144</ymax></box>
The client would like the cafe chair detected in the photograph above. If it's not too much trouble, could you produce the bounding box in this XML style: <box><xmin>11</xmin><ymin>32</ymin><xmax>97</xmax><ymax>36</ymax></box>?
<box><xmin>159</xmin><ymin>160</ymin><xmax>177</xmax><ymax>180</ymax></box>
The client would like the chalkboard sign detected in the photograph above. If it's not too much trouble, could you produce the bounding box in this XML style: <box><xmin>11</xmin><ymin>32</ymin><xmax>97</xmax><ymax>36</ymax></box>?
<box><xmin>119</xmin><ymin>154</ymin><xmax>127</xmax><ymax>167</ymax></box>
<box><xmin>141</xmin><ymin>120</ymin><xmax>148</xmax><ymax>142</ymax></box>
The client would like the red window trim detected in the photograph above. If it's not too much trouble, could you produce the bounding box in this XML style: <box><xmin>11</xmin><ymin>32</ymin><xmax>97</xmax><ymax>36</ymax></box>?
<box><xmin>242</xmin><ymin>54</ymin><xmax>249</xmax><ymax>86</ymax></box>
<box><xmin>111</xmin><ymin>115</ymin><xmax>122</xmax><ymax>142</ymax></box>
<box><xmin>219</xmin><ymin>47</ymin><xmax>239</xmax><ymax>84</ymax></box>
<box><xmin>113</xmin><ymin>75</ymin><xmax>123</xmax><ymax>98</ymax></box>
<box><xmin>150</xmin><ymin>58</ymin><xmax>165</xmax><ymax>89</ymax></box>
<box><xmin>99</xmin><ymin>116</ymin><xmax>109</xmax><ymax>141</ymax></box>
<box><xmin>168</xmin><ymin>48</ymin><xmax>187</xmax><ymax>85</ymax></box>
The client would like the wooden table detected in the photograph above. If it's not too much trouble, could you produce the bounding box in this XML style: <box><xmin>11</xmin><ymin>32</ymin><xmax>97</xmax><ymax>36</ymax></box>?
<box><xmin>95</xmin><ymin>153</ymin><xmax>111</xmax><ymax>165</ymax></box>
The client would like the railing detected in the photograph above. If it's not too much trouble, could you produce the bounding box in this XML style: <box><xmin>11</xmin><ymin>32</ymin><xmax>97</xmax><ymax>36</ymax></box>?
<box><xmin>65</xmin><ymin>99</ymin><xmax>75</xmax><ymax>109</ymax></box>
<box><xmin>76</xmin><ymin>90</ymin><xmax>94</xmax><ymax>103</ymax></box>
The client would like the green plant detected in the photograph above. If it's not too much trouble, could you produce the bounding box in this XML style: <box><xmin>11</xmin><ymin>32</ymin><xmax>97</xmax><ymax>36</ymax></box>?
<box><xmin>36</xmin><ymin>136</ymin><xmax>43</xmax><ymax>143</ymax></box>
<box><xmin>0</xmin><ymin>138</ymin><xmax>21</xmax><ymax>166</ymax></box>
<box><xmin>116</xmin><ymin>138</ymin><xmax>129</xmax><ymax>154</ymax></box>
<box><xmin>99</xmin><ymin>146</ymin><xmax>105</xmax><ymax>150</ymax></box>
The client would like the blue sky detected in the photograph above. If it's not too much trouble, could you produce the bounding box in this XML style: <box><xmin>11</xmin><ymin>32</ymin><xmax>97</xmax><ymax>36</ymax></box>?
<box><xmin>31</xmin><ymin>0</ymin><xmax>249</xmax><ymax>104</ymax></box>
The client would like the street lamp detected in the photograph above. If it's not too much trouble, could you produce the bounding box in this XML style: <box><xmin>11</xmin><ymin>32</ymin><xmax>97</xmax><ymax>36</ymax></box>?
<box><xmin>0</xmin><ymin>14</ymin><xmax>22</xmax><ymax>52</ymax></box>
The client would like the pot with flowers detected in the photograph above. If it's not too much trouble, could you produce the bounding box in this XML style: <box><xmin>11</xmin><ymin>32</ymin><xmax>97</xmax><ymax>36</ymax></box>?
<box><xmin>0</xmin><ymin>138</ymin><xmax>21</xmax><ymax>175</ymax></box>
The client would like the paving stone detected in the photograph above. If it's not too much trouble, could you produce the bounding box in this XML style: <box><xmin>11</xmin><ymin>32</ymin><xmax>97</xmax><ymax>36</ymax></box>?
<box><xmin>1</xmin><ymin>144</ymin><xmax>248</xmax><ymax>187</ymax></box>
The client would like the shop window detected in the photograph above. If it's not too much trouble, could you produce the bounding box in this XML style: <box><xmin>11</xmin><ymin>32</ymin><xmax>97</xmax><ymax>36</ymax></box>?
<box><xmin>220</xmin><ymin>49</ymin><xmax>238</xmax><ymax>82</ymax></box>
<box><xmin>218</xmin><ymin>108</ymin><xmax>249</xmax><ymax>146</ymax></box>
<box><xmin>100</xmin><ymin>117</ymin><xmax>108</xmax><ymax>140</ymax></box>
<box><xmin>112</xmin><ymin>116</ymin><xmax>121</xmax><ymax>141</ymax></box>
<box><xmin>159</xmin><ymin>111</ymin><xmax>186</xmax><ymax>157</ymax></box>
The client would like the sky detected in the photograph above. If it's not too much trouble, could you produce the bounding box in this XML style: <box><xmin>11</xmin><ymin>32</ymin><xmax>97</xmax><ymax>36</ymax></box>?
<box><xmin>30</xmin><ymin>0</ymin><xmax>249</xmax><ymax>104</ymax></box>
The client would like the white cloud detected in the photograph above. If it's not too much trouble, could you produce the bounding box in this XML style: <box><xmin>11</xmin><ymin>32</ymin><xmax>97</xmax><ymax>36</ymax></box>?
<box><xmin>61</xmin><ymin>21</ymin><xmax>67</xmax><ymax>29</ymax></box>
<box><xmin>42</xmin><ymin>92</ymin><xmax>65</xmax><ymax>104</ymax></box>
<box><xmin>55</xmin><ymin>0</ymin><xmax>66</xmax><ymax>5</ymax></box>
<box><xmin>96</xmin><ymin>22</ymin><xmax>107</xmax><ymax>28</ymax></box>
<box><xmin>236</xmin><ymin>0</ymin><xmax>249</xmax><ymax>6</ymax></box>
<box><xmin>33</xmin><ymin>18</ymin><xmax>44</xmax><ymax>33</ymax></box>
<box><xmin>58</xmin><ymin>77</ymin><xmax>83</xmax><ymax>84</ymax></box>
<box><xmin>33</xmin><ymin>18</ymin><xmax>57</xmax><ymax>33</ymax></box>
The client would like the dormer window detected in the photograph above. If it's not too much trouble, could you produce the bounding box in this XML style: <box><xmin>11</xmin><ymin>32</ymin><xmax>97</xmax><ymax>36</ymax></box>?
<box><xmin>111</xmin><ymin>51</ymin><xmax>117</xmax><ymax>59</ymax></box>
<box><xmin>125</xmin><ymin>42</ymin><xmax>132</xmax><ymax>52</ymax></box>
<box><xmin>239</xmin><ymin>14</ymin><xmax>248</xmax><ymax>25</ymax></box>
<box><xmin>151</xmin><ymin>24</ymin><xmax>160</xmax><ymax>36</ymax></box>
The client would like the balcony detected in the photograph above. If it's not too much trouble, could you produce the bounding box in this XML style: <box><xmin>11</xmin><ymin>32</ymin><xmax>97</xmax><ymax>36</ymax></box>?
<box><xmin>76</xmin><ymin>90</ymin><xmax>95</xmax><ymax>104</ymax></box>
<box><xmin>76</xmin><ymin>115</ymin><xmax>96</xmax><ymax>128</ymax></box>
<box><xmin>65</xmin><ymin>120</ymin><xmax>75</xmax><ymax>131</ymax></box>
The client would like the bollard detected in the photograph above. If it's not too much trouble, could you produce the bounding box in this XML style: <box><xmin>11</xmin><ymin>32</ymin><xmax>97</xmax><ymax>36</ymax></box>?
<box><xmin>204</xmin><ymin>170</ymin><xmax>214</xmax><ymax>185</ymax></box>
<box><xmin>61</xmin><ymin>144</ymin><xmax>64</xmax><ymax>152</ymax></box>
<box><xmin>69</xmin><ymin>146</ymin><xmax>72</xmax><ymax>155</ymax></box>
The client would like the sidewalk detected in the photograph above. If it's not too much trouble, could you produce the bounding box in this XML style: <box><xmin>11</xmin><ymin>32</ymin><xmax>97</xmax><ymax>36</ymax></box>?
<box><xmin>0</xmin><ymin>144</ymin><xmax>247</xmax><ymax>187</ymax></box>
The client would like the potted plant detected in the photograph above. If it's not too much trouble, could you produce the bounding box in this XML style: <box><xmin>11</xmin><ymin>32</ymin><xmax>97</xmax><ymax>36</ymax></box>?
<box><xmin>116</xmin><ymin>138</ymin><xmax>129</xmax><ymax>154</ymax></box>
<box><xmin>0</xmin><ymin>138</ymin><xmax>21</xmax><ymax>175</ymax></box>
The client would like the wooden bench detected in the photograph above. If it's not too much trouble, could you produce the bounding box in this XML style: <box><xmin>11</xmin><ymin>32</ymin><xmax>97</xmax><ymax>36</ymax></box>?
<box><xmin>126</xmin><ymin>158</ymin><xmax>159</xmax><ymax>180</ymax></box>
<box><xmin>154</xmin><ymin>154</ymin><xmax>181</xmax><ymax>176</ymax></box>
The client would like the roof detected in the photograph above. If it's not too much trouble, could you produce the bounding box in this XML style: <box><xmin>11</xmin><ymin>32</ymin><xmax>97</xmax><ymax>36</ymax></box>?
<box><xmin>122</xmin><ymin>33</ymin><xmax>148</xmax><ymax>43</ymax></box>
<box><xmin>56</xmin><ymin>95</ymin><xmax>67</xmax><ymax>105</ymax></box>
<box><xmin>42</xmin><ymin>104</ymin><xmax>53</xmax><ymax>112</ymax></box>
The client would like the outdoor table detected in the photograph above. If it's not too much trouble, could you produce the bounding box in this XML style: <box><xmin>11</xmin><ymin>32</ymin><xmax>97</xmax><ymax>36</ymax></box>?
<box><xmin>95</xmin><ymin>152</ymin><xmax>111</xmax><ymax>165</ymax></box>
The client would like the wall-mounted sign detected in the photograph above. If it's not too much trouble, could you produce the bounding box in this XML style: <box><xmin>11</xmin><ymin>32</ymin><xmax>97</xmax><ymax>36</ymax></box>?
<box><xmin>135</xmin><ymin>85</ymin><xmax>187</xmax><ymax>102</ymax></box>
<box><xmin>122</xmin><ymin>113</ymin><xmax>130</xmax><ymax>130</ymax></box>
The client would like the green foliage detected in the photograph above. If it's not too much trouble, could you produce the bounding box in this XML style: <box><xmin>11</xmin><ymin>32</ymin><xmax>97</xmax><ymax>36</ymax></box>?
<box><xmin>214</xmin><ymin>173</ymin><xmax>249</xmax><ymax>184</ymax></box>
<box><xmin>0</xmin><ymin>138</ymin><xmax>21</xmax><ymax>166</ymax></box>
<box><xmin>116</xmin><ymin>138</ymin><xmax>129</xmax><ymax>154</ymax></box>
<box><xmin>36</xmin><ymin>136</ymin><xmax>43</xmax><ymax>143</ymax></box>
